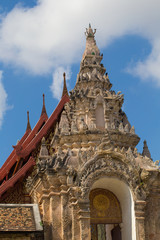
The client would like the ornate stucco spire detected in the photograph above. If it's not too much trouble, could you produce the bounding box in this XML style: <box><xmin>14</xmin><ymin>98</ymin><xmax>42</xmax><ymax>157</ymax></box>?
<box><xmin>41</xmin><ymin>94</ymin><xmax>47</xmax><ymax>117</ymax></box>
<box><xmin>26</xmin><ymin>111</ymin><xmax>31</xmax><ymax>131</ymax></box>
<box><xmin>142</xmin><ymin>140</ymin><xmax>151</xmax><ymax>159</ymax></box>
<box><xmin>61</xmin><ymin>72</ymin><xmax>69</xmax><ymax>98</ymax></box>
<box><xmin>85</xmin><ymin>23</ymin><xmax>96</xmax><ymax>38</ymax></box>
<box><xmin>82</xmin><ymin>24</ymin><xmax>100</xmax><ymax>60</ymax></box>
<box><xmin>72</xmin><ymin>24</ymin><xmax>112</xmax><ymax>93</ymax></box>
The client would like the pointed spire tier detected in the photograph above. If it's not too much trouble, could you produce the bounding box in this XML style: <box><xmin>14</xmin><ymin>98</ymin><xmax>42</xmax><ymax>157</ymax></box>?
<box><xmin>26</xmin><ymin>111</ymin><xmax>31</xmax><ymax>131</ymax></box>
<box><xmin>68</xmin><ymin>25</ymin><xmax>140</xmax><ymax>150</ymax></box>
<box><xmin>61</xmin><ymin>72</ymin><xmax>69</xmax><ymax>98</ymax></box>
<box><xmin>72</xmin><ymin>24</ymin><xmax>112</xmax><ymax>97</ymax></box>
<box><xmin>41</xmin><ymin>94</ymin><xmax>48</xmax><ymax>117</ymax></box>
<box><xmin>142</xmin><ymin>140</ymin><xmax>151</xmax><ymax>159</ymax></box>
<box><xmin>83</xmin><ymin>24</ymin><xmax>99</xmax><ymax>60</ymax></box>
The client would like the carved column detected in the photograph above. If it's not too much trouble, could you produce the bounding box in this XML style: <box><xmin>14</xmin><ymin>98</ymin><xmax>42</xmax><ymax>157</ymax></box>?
<box><xmin>145</xmin><ymin>185</ymin><xmax>160</xmax><ymax>240</ymax></box>
<box><xmin>61</xmin><ymin>188</ymin><xmax>71</xmax><ymax>240</ymax></box>
<box><xmin>50</xmin><ymin>191</ymin><xmax>62</xmax><ymax>240</ymax></box>
<box><xmin>59</xmin><ymin>173</ymin><xmax>71</xmax><ymax>240</ymax></box>
<box><xmin>78</xmin><ymin>201</ymin><xmax>91</xmax><ymax>240</ymax></box>
<box><xmin>104</xmin><ymin>111</ymin><xmax>110</xmax><ymax>129</ymax></box>
<box><xmin>71</xmin><ymin>197</ymin><xmax>80</xmax><ymax>240</ymax></box>
<box><xmin>135</xmin><ymin>200</ymin><xmax>146</xmax><ymax>240</ymax></box>
<box><xmin>90</xmin><ymin>110</ymin><xmax>96</xmax><ymax>130</ymax></box>
<box><xmin>41</xmin><ymin>193</ymin><xmax>52</xmax><ymax>240</ymax></box>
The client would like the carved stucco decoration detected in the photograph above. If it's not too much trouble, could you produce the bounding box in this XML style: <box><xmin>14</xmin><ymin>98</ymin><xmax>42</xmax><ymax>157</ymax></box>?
<box><xmin>18</xmin><ymin>25</ymin><xmax>160</xmax><ymax>240</ymax></box>
<box><xmin>34</xmin><ymin>121</ymin><xmax>159</xmax><ymax>203</ymax></box>
<box><xmin>77</xmin><ymin>152</ymin><xmax>150</xmax><ymax>201</ymax></box>
<box><xmin>25</xmin><ymin>176</ymin><xmax>34</xmax><ymax>193</ymax></box>
<box><xmin>59</xmin><ymin>110</ymin><xmax>70</xmax><ymax>135</ymax></box>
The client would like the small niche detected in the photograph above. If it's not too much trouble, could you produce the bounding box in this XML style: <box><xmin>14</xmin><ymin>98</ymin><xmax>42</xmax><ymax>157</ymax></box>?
<box><xmin>95</xmin><ymin>103</ymin><xmax>105</xmax><ymax>129</ymax></box>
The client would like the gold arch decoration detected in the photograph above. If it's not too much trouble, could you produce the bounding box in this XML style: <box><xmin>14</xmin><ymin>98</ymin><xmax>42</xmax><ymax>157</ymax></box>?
<box><xmin>89</xmin><ymin>188</ymin><xmax>122</xmax><ymax>224</ymax></box>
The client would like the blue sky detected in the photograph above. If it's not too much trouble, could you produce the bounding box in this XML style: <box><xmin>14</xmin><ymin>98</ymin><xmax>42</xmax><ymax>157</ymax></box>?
<box><xmin>0</xmin><ymin>0</ymin><xmax>160</xmax><ymax>166</ymax></box>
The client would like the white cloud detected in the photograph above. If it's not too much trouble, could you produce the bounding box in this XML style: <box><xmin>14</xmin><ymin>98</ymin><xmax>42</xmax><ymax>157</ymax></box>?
<box><xmin>127</xmin><ymin>41</ymin><xmax>160</xmax><ymax>85</ymax></box>
<box><xmin>0</xmin><ymin>0</ymin><xmax>160</xmax><ymax>85</ymax></box>
<box><xmin>0</xmin><ymin>71</ymin><xmax>9</xmax><ymax>129</ymax></box>
<box><xmin>50</xmin><ymin>66</ymin><xmax>71</xmax><ymax>100</ymax></box>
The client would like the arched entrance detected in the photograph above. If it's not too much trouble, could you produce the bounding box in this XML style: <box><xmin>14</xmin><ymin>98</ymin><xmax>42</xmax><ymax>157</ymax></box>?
<box><xmin>88</xmin><ymin>177</ymin><xmax>136</xmax><ymax>240</ymax></box>
<box><xmin>90</xmin><ymin>188</ymin><xmax>122</xmax><ymax>240</ymax></box>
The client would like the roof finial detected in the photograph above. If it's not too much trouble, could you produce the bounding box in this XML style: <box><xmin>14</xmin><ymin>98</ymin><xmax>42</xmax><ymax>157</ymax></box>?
<box><xmin>26</xmin><ymin>111</ymin><xmax>31</xmax><ymax>131</ymax></box>
<box><xmin>41</xmin><ymin>94</ymin><xmax>47</xmax><ymax>117</ymax></box>
<box><xmin>61</xmin><ymin>72</ymin><xmax>69</xmax><ymax>98</ymax></box>
<box><xmin>142</xmin><ymin>140</ymin><xmax>151</xmax><ymax>159</ymax></box>
<box><xmin>85</xmin><ymin>24</ymin><xmax>96</xmax><ymax>38</ymax></box>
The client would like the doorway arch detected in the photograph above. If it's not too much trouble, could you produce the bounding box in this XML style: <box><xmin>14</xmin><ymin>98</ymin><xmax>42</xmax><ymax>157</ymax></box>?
<box><xmin>90</xmin><ymin>177</ymin><xmax>136</xmax><ymax>240</ymax></box>
<box><xmin>90</xmin><ymin>188</ymin><xmax>122</xmax><ymax>240</ymax></box>
<box><xmin>90</xmin><ymin>188</ymin><xmax>122</xmax><ymax>224</ymax></box>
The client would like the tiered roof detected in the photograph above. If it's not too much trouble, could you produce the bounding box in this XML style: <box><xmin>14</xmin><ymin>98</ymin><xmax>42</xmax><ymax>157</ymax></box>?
<box><xmin>0</xmin><ymin>90</ymin><xmax>69</xmax><ymax>198</ymax></box>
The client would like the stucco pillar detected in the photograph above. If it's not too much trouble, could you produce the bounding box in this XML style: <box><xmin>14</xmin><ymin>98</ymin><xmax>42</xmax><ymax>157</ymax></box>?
<box><xmin>41</xmin><ymin>193</ymin><xmax>52</xmax><ymax>240</ymax></box>
<box><xmin>71</xmin><ymin>198</ymin><xmax>80</xmax><ymax>240</ymax></box>
<box><xmin>78</xmin><ymin>201</ymin><xmax>91</xmax><ymax>240</ymax></box>
<box><xmin>58</xmin><ymin>172</ymin><xmax>71</xmax><ymax>240</ymax></box>
<box><xmin>135</xmin><ymin>200</ymin><xmax>146</xmax><ymax>240</ymax></box>
<box><xmin>50</xmin><ymin>191</ymin><xmax>62</xmax><ymax>240</ymax></box>
<box><xmin>60</xmin><ymin>188</ymin><xmax>71</xmax><ymax>240</ymax></box>
<box><xmin>145</xmin><ymin>185</ymin><xmax>160</xmax><ymax>240</ymax></box>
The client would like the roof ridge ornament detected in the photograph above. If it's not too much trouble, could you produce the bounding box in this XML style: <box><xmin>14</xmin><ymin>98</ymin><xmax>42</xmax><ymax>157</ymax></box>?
<box><xmin>85</xmin><ymin>23</ymin><xmax>96</xmax><ymax>38</ymax></box>
<box><xmin>41</xmin><ymin>94</ymin><xmax>47</xmax><ymax>117</ymax></box>
<box><xmin>61</xmin><ymin>72</ymin><xmax>69</xmax><ymax>98</ymax></box>
<box><xmin>26</xmin><ymin>111</ymin><xmax>31</xmax><ymax>131</ymax></box>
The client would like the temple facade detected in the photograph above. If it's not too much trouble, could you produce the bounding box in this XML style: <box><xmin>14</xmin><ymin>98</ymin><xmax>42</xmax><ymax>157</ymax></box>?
<box><xmin>0</xmin><ymin>25</ymin><xmax>160</xmax><ymax>240</ymax></box>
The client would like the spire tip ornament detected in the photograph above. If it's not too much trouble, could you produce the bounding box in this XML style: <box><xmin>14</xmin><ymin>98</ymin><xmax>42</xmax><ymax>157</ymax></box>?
<box><xmin>62</xmin><ymin>72</ymin><xmax>69</xmax><ymax>98</ymax></box>
<box><xmin>26</xmin><ymin>111</ymin><xmax>31</xmax><ymax>131</ymax></box>
<box><xmin>85</xmin><ymin>24</ymin><xmax>96</xmax><ymax>38</ymax></box>
<box><xmin>142</xmin><ymin>140</ymin><xmax>151</xmax><ymax>159</ymax></box>
<box><xmin>41</xmin><ymin>93</ymin><xmax>47</xmax><ymax>117</ymax></box>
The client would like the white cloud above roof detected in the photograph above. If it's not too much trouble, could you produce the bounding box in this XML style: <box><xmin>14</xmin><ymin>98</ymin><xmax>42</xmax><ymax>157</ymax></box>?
<box><xmin>0</xmin><ymin>0</ymin><xmax>160</xmax><ymax>97</ymax></box>
<box><xmin>50</xmin><ymin>66</ymin><xmax>71</xmax><ymax>100</ymax></box>
<box><xmin>0</xmin><ymin>71</ymin><xmax>9</xmax><ymax>129</ymax></box>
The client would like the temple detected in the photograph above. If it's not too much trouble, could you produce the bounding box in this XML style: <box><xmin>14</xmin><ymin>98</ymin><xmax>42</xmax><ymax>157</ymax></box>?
<box><xmin>0</xmin><ymin>25</ymin><xmax>160</xmax><ymax>240</ymax></box>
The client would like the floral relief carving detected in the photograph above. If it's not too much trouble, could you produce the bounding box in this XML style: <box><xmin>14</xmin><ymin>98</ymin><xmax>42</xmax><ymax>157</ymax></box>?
<box><xmin>76</xmin><ymin>155</ymin><xmax>150</xmax><ymax>201</ymax></box>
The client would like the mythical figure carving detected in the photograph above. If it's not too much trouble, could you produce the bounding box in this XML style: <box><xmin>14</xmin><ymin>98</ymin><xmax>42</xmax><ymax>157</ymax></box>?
<box><xmin>59</xmin><ymin>111</ymin><xmax>70</xmax><ymax>135</ymax></box>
